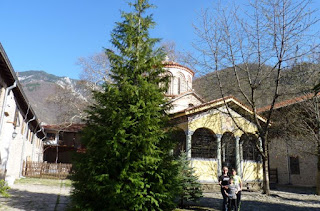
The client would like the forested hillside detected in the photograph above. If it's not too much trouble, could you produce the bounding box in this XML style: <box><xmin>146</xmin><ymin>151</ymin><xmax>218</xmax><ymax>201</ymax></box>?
<box><xmin>193</xmin><ymin>63</ymin><xmax>320</xmax><ymax>108</ymax></box>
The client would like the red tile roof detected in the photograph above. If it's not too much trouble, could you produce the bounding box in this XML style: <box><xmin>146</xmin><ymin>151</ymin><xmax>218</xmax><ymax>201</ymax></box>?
<box><xmin>257</xmin><ymin>92</ymin><xmax>318</xmax><ymax>113</ymax></box>
<box><xmin>163</xmin><ymin>61</ymin><xmax>195</xmax><ymax>76</ymax></box>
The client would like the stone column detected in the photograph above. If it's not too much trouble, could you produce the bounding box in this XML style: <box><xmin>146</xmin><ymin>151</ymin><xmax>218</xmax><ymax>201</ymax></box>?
<box><xmin>240</xmin><ymin>139</ymin><xmax>243</xmax><ymax>177</ymax></box>
<box><xmin>185</xmin><ymin>130</ymin><xmax>194</xmax><ymax>159</ymax></box>
<box><xmin>216</xmin><ymin>134</ymin><xmax>222</xmax><ymax>177</ymax></box>
<box><xmin>258</xmin><ymin>137</ymin><xmax>263</xmax><ymax>162</ymax></box>
<box><xmin>235</xmin><ymin>136</ymin><xmax>241</xmax><ymax>175</ymax></box>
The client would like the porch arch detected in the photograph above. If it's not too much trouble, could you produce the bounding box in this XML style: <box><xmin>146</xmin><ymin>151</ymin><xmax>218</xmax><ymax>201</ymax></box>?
<box><xmin>221</xmin><ymin>132</ymin><xmax>236</xmax><ymax>169</ymax></box>
<box><xmin>240</xmin><ymin>133</ymin><xmax>260</xmax><ymax>161</ymax></box>
<box><xmin>191</xmin><ymin>127</ymin><xmax>217</xmax><ymax>158</ymax></box>
<box><xmin>171</xmin><ymin>128</ymin><xmax>186</xmax><ymax>157</ymax></box>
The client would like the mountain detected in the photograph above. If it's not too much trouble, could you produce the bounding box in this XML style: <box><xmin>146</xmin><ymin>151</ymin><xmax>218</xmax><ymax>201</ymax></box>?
<box><xmin>17</xmin><ymin>64</ymin><xmax>320</xmax><ymax>124</ymax></box>
<box><xmin>17</xmin><ymin>71</ymin><xmax>91</xmax><ymax>125</ymax></box>
<box><xmin>193</xmin><ymin>63</ymin><xmax>320</xmax><ymax>108</ymax></box>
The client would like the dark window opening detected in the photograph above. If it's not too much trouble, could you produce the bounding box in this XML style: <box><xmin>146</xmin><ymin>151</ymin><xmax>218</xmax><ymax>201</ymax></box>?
<box><xmin>172</xmin><ymin>129</ymin><xmax>186</xmax><ymax>157</ymax></box>
<box><xmin>290</xmin><ymin>156</ymin><xmax>300</xmax><ymax>175</ymax></box>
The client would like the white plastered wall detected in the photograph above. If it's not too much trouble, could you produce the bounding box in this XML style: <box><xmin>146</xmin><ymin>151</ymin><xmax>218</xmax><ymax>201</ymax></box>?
<box><xmin>0</xmin><ymin>89</ymin><xmax>44</xmax><ymax>185</ymax></box>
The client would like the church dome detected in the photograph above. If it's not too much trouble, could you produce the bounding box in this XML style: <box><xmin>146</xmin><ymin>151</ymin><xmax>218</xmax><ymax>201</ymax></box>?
<box><xmin>163</xmin><ymin>61</ymin><xmax>194</xmax><ymax>97</ymax></box>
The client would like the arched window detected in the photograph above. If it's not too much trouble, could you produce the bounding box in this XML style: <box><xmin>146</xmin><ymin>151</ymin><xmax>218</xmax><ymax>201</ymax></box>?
<box><xmin>177</xmin><ymin>72</ymin><xmax>187</xmax><ymax>94</ymax></box>
<box><xmin>221</xmin><ymin>132</ymin><xmax>236</xmax><ymax>169</ymax></box>
<box><xmin>241</xmin><ymin>133</ymin><xmax>260</xmax><ymax>161</ymax></box>
<box><xmin>187</xmin><ymin>76</ymin><xmax>192</xmax><ymax>91</ymax></box>
<box><xmin>165</xmin><ymin>72</ymin><xmax>173</xmax><ymax>95</ymax></box>
<box><xmin>191</xmin><ymin>128</ymin><xmax>217</xmax><ymax>158</ymax></box>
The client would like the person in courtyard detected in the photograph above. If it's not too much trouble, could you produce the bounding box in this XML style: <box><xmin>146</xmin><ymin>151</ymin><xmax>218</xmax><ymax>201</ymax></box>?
<box><xmin>219</xmin><ymin>166</ymin><xmax>230</xmax><ymax>211</ymax></box>
<box><xmin>225</xmin><ymin>178</ymin><xmax>239</xmax><ymax>211</ymax></box>
<box><xmin>231</xmin><ymin>168</ymin><xmax>242</xmax><ymax>210</ymax></box>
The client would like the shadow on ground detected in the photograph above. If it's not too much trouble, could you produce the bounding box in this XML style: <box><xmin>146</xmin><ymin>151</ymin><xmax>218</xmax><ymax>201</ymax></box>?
<box><xmin>0</xmin><ymin>188</ymin><xmax>69</xmax><ymax>211</ymax></box>
<box><xmin>271</xmin><ymin>184</ymin><xmax>316</xmax><ymax>194</ymax></box>
<box><xmin>181</xmin><ymin>187</ymin><xmax>320</xmax><ymax>211</ymax></box>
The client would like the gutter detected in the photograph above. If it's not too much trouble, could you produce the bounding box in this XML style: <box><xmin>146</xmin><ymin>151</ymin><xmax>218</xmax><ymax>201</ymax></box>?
<box><xmin>0</xmin><ymin>81</ymin><xmax>17</xmax><ymax>137</ymax></box>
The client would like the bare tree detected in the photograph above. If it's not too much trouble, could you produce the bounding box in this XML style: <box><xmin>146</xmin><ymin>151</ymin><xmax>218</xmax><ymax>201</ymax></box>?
<box><xmin>192</xmin><ymin>0</ymin><xmax>319</xmax><ymax>194</ymax></box>
<box><xmin>46</xmin><ymin>82</ymin><xmax>91</xmax><ymax>124</ymax></box>
<box><xmin>77</xmin><ymin>51</ymin><xmax>111</xmax><ymax>87</ymax></box>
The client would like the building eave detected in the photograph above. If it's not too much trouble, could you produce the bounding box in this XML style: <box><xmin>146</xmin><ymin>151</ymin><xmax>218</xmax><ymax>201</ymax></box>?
<box><xmin>0</xmin><ymin>43</ymin><xmax>45</xmax><ymax>138</ymax></box>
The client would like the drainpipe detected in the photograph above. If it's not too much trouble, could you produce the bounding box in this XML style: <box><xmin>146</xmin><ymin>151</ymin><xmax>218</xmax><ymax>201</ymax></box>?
<box><xmin>19</xmin><ymin>115</ymin><xmax>35</xmax><ymax>177</ymax></box>
<box><xmin>0</xmin><ymin>82</ymin><xmax>17</xmax><ymax>137</ymax></box>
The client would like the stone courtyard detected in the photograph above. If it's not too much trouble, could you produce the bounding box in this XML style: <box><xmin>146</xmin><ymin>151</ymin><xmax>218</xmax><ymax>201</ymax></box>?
<box><xmin>0</xmin><ymin>179</ymin><xmax>319</xmax><ymax>211</ymax></box>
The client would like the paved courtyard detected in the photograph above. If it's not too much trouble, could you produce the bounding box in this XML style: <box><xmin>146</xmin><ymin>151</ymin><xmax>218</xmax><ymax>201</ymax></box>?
<box><xmin>0</xmin><ymin>180</ymin><xmax>319</xmax><ymax>211</ymax></box>
<box><xmin>181</xmin><ymin>185</ymin><xmax>320</xmax><ymax>211</ymax></box>
<box><xmin>0</xmin><ymin>180</ymin><xmax>70</xmax><ymax>211</ymax></box>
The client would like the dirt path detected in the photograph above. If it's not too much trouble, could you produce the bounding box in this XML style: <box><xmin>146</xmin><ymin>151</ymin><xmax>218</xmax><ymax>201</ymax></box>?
<box><xmin>0</xmin><ymin>180</ymin><xmax>71</xmax><ymax>211</ymax></box>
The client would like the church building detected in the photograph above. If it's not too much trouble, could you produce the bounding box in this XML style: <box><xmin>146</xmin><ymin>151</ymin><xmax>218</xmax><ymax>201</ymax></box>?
<box><xmin>165</xmin><ymin>61</ymin><xmax>265</xmax><ymax>185</ymax></box>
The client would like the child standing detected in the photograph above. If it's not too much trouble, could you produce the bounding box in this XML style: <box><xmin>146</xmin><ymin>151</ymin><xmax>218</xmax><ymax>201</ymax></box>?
<box><xmin>225</xmin><ymin>178</ymin><xmax>239</xmax><ymax>211</ymax></box>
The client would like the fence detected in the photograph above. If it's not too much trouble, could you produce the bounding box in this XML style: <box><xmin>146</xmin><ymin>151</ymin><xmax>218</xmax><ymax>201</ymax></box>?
<box><xmin>22</xmin><ymin>161</ymin><xmax>72</xmax><ymax>179</ymax></box>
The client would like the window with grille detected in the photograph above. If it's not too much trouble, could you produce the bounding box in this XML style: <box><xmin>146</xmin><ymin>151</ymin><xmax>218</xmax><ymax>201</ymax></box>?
<box><xmin>191</xmin><ymin>128</ymin><xmax>216</xmax><ymax>158</ymax></box>
<box><xmin>222</xmin><ymin>133</ymin><xmax>236</xmax><ymax>168</ymax></box>
<box><xmin>242</xmin><ymin>134</ymin><xmax>260</xmax><ymax>161</ymax></box>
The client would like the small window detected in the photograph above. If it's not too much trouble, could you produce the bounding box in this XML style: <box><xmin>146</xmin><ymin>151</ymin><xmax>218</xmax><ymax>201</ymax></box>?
<box><xmin>290</xmin><ymin>156</ymin><xmax>300</xmax><ymax>175</ymax></box>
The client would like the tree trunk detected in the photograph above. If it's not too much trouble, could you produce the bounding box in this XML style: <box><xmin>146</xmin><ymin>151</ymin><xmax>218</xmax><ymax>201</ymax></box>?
<box><xmin>262</xmin><ymin>137</ymin><xmax>270</xmax><ymax>195</ymax></box>
<box><xmin>317</xmin><ymin>144</ymin><xmax>320</xmax><ymax>195</ymax></box>
<box><xmin>262</xmin><ymin>155</ymin><xmax>270</xmax><ymax>195</ymax></box>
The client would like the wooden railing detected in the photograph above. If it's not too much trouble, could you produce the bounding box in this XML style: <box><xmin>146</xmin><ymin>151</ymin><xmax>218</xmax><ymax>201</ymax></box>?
<box><xmin>23</xmin><ymin>161</ymin><xmax>72</xmax><ymax>179</ymax></box>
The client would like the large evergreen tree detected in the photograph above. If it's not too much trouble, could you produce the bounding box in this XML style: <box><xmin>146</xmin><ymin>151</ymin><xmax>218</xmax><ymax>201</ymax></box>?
<box><xmin>71</xmin><ymin>0</ymin><xmax>180</xmax><ymax>210</ymax></box>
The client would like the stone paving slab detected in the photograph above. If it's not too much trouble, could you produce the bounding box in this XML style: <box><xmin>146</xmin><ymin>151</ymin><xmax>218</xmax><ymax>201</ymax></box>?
<box><xmin>0</xmin><ymin>182</ymin><xmax>71</xmax><ymax>211</ymax></box>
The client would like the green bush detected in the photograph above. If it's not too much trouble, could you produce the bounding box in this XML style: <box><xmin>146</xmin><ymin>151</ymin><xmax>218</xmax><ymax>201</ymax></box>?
<box><xmin>0</xmin><ymin>179</ymin><xmax>10</xmax><ymax>197</ymax></box>
<box><xmin>176</xmin><ymin>152</ymin><xmax>203</xmax><ymax>207</ymax></box>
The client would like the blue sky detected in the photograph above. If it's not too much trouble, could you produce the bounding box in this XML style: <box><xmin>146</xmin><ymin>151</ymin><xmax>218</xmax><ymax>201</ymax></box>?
<box><xmin>0</xmin><ymin>0</ymin><xmax>214</xmax><ymax>79</ymax></box>
<box><xmin>1</xmin><ymin>0</ymin><xmax>319</xmax><ymax>80</ymax></box>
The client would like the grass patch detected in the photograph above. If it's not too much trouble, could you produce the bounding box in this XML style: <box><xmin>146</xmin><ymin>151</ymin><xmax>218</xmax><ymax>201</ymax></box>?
<box><xmin>14</xmin><ymin>178</ymin><xmax>72</xmax><ymax>187</ymax></box>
